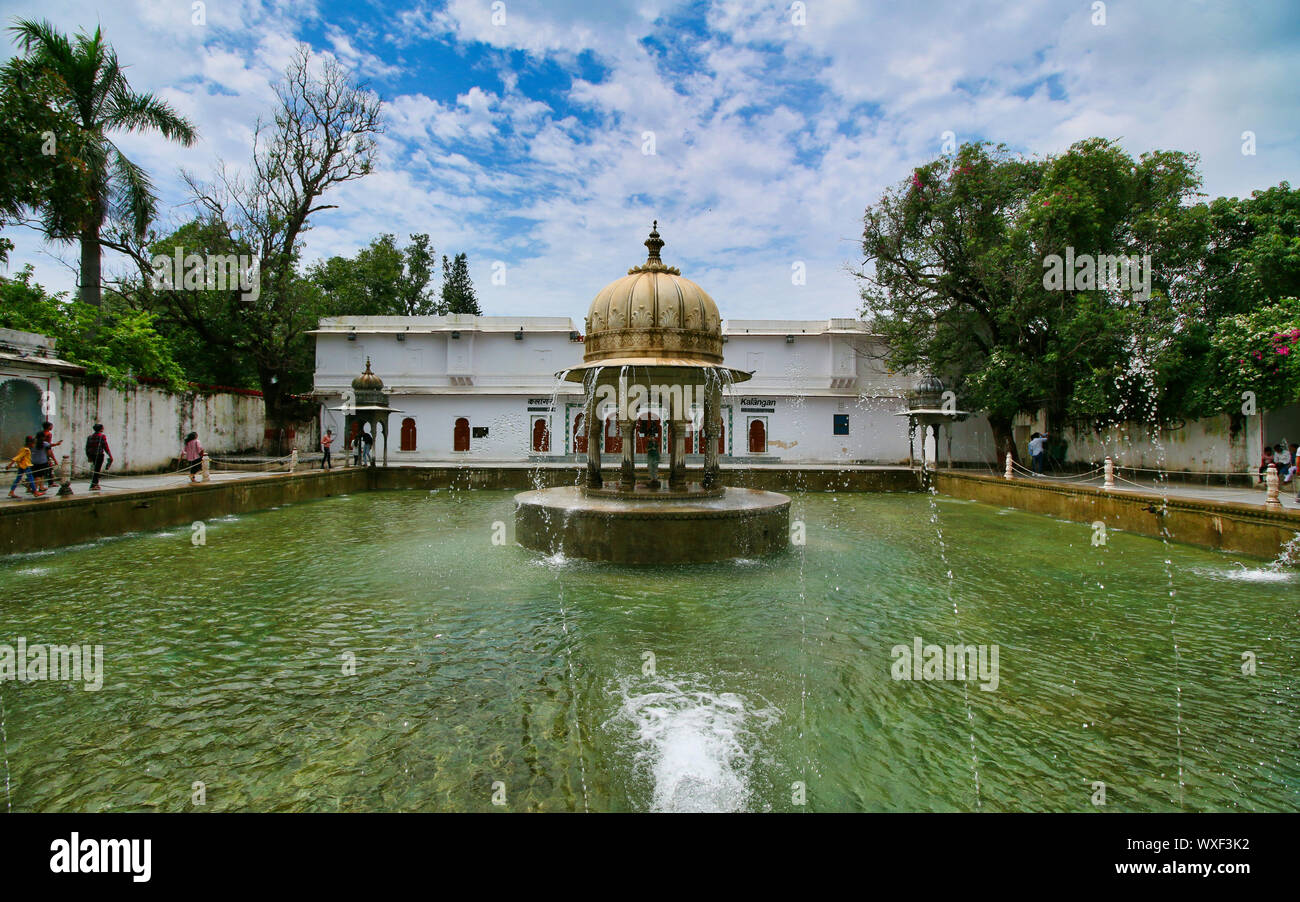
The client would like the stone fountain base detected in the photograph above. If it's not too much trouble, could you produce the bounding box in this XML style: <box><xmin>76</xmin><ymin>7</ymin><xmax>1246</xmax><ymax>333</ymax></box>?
<box><xmin>514</xmin><ymin>485</ymin><xmax>791</xmax><ymax>564</ymax></box>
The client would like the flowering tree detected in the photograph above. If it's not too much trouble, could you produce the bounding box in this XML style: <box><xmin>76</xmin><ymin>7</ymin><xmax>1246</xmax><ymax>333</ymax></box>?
<box><xmin>1204</xmin><ymin>297</ymin><xmax>1300</xmax><ymax>413</ymax></box>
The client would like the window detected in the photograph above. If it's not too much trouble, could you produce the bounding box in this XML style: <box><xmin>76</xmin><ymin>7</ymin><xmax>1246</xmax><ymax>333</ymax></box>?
<box><xmin>833</xmin><ymin>414</ymin><xmax>850</xmax><ymax>436</ymax></box>
<box><xmin>400</xmin><ymin>417</ymin><xmax>417</xmax><ymax>451</ymax></box>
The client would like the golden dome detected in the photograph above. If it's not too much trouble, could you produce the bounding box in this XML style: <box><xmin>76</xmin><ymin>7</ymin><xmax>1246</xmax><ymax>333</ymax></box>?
<box><xmin>352</xmin><ymin>357</ymin><xmax>384</xmax><ymax>390</ymax></box>
<box><xmin>582</xmin><ymin>222</ymin><xmax>724</xmax><ymax>366</ymax></box>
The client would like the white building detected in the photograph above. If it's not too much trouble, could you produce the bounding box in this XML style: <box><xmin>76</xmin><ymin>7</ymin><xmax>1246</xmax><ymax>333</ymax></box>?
<box><xmin>309</xmin><ymin>314</ymin><xmax>995</xmax><ymax>465</ymax></box>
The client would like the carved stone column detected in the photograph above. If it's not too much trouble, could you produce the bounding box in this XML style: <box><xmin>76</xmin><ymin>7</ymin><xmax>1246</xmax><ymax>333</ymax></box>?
<box><xmin>702</xmin><ymin>382</ymin><xmax>721</xmax><ymax>488</ymax></box>
<box><xmin>669</xmin><ymin>392</ymin><xmax>686</xmax><ymax>488</ymax></box>
<box><xmin>620</xmin><ymin>417</ymin><xmax>636</xmax><ymax>488</ymax></box>
<box><xmin>586</xmin><ymin>394</ymin><xmax>603</xmax><ymax>489</ymax></box>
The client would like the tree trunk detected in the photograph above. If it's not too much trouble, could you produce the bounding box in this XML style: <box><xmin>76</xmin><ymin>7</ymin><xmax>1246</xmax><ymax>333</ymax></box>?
<box><xmin>988</xmin><ymin>415</ymin><xmax>1019</xmax><ymax>463</ymax></box>
<box><xmin>259</xmin><ymin>368</ymin><xmax>285</xmax><ymax>453</ymax></box>
<box><xmin>79</xmin><ymin>224</ymin><xmax>102</xmax><ymax>307</ymax></box>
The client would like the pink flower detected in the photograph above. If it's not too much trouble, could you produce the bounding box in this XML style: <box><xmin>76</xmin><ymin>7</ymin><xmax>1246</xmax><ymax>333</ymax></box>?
<box><xmin>1278</xmin><ymin>346</ymin><xmax>1291</xmax><ymax>355</ymax></box>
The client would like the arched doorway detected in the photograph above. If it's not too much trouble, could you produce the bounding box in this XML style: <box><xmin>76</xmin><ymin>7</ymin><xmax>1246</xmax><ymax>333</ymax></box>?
<box><xmin>634</xmin><ymin>412</ymin><xmax>661</xmax><ymax>454</ymax></box>
<box><xmin>0</xmin><ymin>378</ymin><xmax>43</xmax><ymax>459</ymax></box>
<box><xmin>604</xmin><ymin>415</ymin><xmax>622</xmax><ymax>454</ymax></box>
<box><xmin>572</xmin><ymin>413</ymin><xmax>587</xmax><ymax>454</ymax></box>
<box><xmin>531</xmin><ymin>417</ymin><xmax>550</xmax><ymax>452</ymax></box>
<box><xmin>748</xmin><ymin>417</ymin><xmax>767</xmax><ymax>453</ymax></box>
<box><xmin>686</xmin><ymin>419</ymin><xmax>724</xmax><ymax>454</ymax></box>
<box><xmin>400</xmin><ymin>417</ymin><xmax>417</xmax><ymax>451</ymax></box>
<box><xmin>453</xmin><ymin>417</ymin><xmax>470</xmax><ymax>452</ymax></box>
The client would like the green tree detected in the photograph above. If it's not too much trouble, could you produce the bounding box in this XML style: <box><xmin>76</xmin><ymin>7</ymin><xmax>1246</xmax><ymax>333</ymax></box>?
<box><xmin>0</xmin><ymin>55</ymin><xmax>94</xmax><ymax>264</ymax></box>
<box><xmin>1196</xmin><ymin>298</ymin><xmax>1300</xmax><ymax>415</ymax></box>
<box><xmin>857</xmin><ymin>139</ymin><xmax>1204</xmax><ymax>458</ymax></box>
<box><xmin>309</xmin><ymin>233</ymin><xmax>440</xmax><ymax>316</ymax></box>
<box><xmin>6</xmin><ymin>19</ymin><xmax>197</xmax><ymax>307</ymax></box>
<box><xmin>440</xmin><ymin>252</ymin><xmax>480</xmax><ymax>315</ymax></box>
<box><xmin>0</xmin><ymin>266</ymin><xmax>184</xmax><ymax>387</ymax></box>
<box><xmin>109</xmin><ymin>47</ymin><xmax>383</xmax><ymax>432</ymax></box>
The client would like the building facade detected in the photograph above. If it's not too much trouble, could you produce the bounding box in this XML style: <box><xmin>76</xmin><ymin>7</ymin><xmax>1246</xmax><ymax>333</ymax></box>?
<box><xmin>309</xmin><ymin>314</ymin><xmax>995</xmax><ymax>464</ymax></box>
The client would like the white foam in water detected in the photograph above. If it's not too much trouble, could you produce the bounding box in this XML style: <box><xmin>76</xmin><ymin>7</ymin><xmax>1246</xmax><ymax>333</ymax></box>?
<box><xmin>608</xmin><ymin>676</ymin><xmax>780</xmax><ymax>813</ymax></box>
<box><xmin>1197</xmin><ymin>565</ymin><xmax>1295</xmax><ymax>584</ymax></box>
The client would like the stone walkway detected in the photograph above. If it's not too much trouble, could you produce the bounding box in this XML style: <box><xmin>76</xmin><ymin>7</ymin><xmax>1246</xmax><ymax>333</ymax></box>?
<box><xmin>3</xmin><ymin>464</ymin><xmax>302</xmax><ymax>500</ymax></box>
<box><xmin>6</xmin><ymin>460</ymin><xmax>1298</xmax><ymax>510</ymax></box>
<box><xmin>1000</xmin><ymin>471</ymin><xmax>1300</xmax><ymax>509</ymax></box>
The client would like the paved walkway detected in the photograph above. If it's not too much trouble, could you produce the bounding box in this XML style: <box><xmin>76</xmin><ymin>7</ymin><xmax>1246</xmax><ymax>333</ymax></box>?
<box><xmin>7</xmin><ymin>461</ymin><xmax>1298</xmax><ymax>511</ymax></box>
<box><xmin>998</xmin><ymin>471</ymin><xmax>1300</xmax><ymax>509</ymax></box>
<box><xmin>3</xmin><ymin>467</ymin><xmax>294</xmax><ymax>500</ymax></box>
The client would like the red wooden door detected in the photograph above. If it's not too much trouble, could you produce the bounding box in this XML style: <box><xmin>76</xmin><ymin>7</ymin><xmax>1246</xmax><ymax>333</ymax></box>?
<box><xmin>532</xmin><ymin>418</ymin><xmax>550</xmax><ymax>452</ymax></box>
<box><xmin>748</xmin><ymin>418</ymin><xmax>765</xmax><ymax>453</ymax></box>
<box><xmin>453</xmin><ymin>417</ymin><xmax>470</xmax><ymax>452</ymax></box>
<box><xmin>604</xmin><ymin>416</ymin><xmax>621</xmax><ymax>454</ymax></box>
<box><xmin>572</xmin><ymin>413</ymin><xmax>587</xmax><ymax>454</ymax></box>
<box><xmin>400</xmin><ymin>417</ymin><xmax>416</xmax><ymax>451</ymax></box>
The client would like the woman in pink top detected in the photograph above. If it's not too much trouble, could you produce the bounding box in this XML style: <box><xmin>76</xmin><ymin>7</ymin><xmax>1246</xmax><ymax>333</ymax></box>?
<box><xmin>183</xmin><ymin>431</ymin><xmax>204</xmax><ymax>482</ymax></box>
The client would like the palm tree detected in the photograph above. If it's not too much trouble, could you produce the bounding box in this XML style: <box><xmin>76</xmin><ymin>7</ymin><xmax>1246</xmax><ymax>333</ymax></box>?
<box><xmin>8</xmin><ymin>19</ymin><xmax>197</xmax><ymax>307</ymax></box>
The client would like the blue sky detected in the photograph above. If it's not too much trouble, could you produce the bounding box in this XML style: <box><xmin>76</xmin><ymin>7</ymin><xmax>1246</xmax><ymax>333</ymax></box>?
<box><xmin>2</xmin><ymin>0</ymin><xmax>1298</xmax><ymax>325</ymax></box>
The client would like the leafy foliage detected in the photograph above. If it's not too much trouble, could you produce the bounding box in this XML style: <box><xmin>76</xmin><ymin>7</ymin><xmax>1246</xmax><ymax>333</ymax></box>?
<box><xmin>309</xmin><ymin>233</ymin><xmax>440</xmax><ymax>316</ymax></box>
<box><xmin>3</xmin><ymin>18</ymin><xmax>196</xmax><ymax>306</ymax></box>
<box><xmin>440</xmin><ymin>252</ymin><xmax>481</xmax><ymax>315</ymax></box>
<box><xmin>0</xmin><ymin>266</ymin><xmax>185</xmax><ymax>388</ymax></box>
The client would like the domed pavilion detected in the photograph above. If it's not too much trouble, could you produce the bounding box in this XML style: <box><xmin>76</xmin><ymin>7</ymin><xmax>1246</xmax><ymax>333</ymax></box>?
<box><xmin>563</xmin><ymin>221</ymin><xmax>752</xmax><ymax>492</ymax></box>
<box><xmin>514</xmin><ymin>223</ymin><xmax>788</xmax><ymax>564</ymax></box>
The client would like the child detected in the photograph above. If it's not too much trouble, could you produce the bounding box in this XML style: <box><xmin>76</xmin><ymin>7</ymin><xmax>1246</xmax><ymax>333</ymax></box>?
<box><xmin>182</xmin><ymin>432</ymin><xmax>204</xmax><ymax>482</ymax></box>
<box><xmin>41</xmin><ymin>420</ymin><xmax>61</xmax><ymax>486</ymax></box>
<box><xmin>6</xmin><ymin>436</ymin><xmax>45</xmax><ymax>498</ymax></box>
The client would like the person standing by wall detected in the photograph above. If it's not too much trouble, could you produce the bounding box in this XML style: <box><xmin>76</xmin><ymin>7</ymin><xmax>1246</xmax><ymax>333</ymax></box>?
<box><xmin>6</xmin><ymin>436</ymin><xmax>44</xmax><ymax>498</ymax></box>
<box><xmin>1027</xmin><ymin>431</ymin><xmax>1047</xmax><ymax>476</ymax></box>
<box><xmin>85</xmin><ymin>424</ymin><xmax>113</xmax><ymax>491</ymax></box>
<box><xmin>1272</xmin><ymin>442</ymin><xmax>1292</xmax><ymax>485</ymax></box>
<box><xmin>321</xmin><ymin>429</ymin><xmax>334</xmax><ymax>470</ymax></box>
<box><xmin>182</xmin><ymin>432</ymin><xmax>204</xmax><ymax>483</ymax></box>
<box><xmin>646</xmin><ymin>430</ymin><xmax>661</xmax><ymax>488</ymax></box>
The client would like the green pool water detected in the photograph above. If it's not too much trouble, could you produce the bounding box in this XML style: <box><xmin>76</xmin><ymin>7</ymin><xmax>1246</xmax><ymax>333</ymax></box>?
<box><xmin>0</xmin><ymin>488</ymin><xmax>1295</xmax><ymax>812</ymax></box>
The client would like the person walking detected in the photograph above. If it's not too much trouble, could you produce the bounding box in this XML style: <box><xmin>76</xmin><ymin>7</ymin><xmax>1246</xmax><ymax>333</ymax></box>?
<box><xmin>359</xmin><ymin>428</ymin><xmax>373</xmax><ymax>466</ymax></box>
<box><xmin>321</xmin><ymin>429</ymin><xmax>334</xmax><ymax>470</ymax></box>
<box><xmin>29</xmin><ymin>430</ymin><xmax>51</xmax><ymax>492</ymax></box>
<box><xmin>182</xmin><ymin>432</ymin><xmax>204</xmax><ymax>482</ymax></box>
<box><xmin>39</xmin><ymin>420</ymin><xmax>61</xmax><ymax>487</ymax></box>
<box><xmin>6</xmin><ymin>436</ymin><xmax>45</xmax><ymax>498</ymax></box>
<box><xmin>85</xmin><ymin>424</ymin><xmax>113</xmax><ymax>491</ymax></box>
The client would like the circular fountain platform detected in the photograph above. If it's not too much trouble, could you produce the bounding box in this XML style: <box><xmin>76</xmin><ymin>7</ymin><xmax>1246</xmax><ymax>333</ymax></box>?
<box><xmin>514</xmin><ymin>486</ymin><xmax>791</xmax><ymax>564</ymax></box>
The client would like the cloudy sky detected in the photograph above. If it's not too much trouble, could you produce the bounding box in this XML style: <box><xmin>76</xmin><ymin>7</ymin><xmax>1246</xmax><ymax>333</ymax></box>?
<box><xmin>2</xmin><ymin>0</ymin><xmax>1297</xmax><ymax>325</ymax></box>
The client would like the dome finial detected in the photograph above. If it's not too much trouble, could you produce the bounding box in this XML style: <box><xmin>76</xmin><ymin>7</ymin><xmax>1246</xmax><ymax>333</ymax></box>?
<box><xmin>644</xmin><ymin>220</ymin><xmax>664</xmax><ymax>265</ymax></box>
